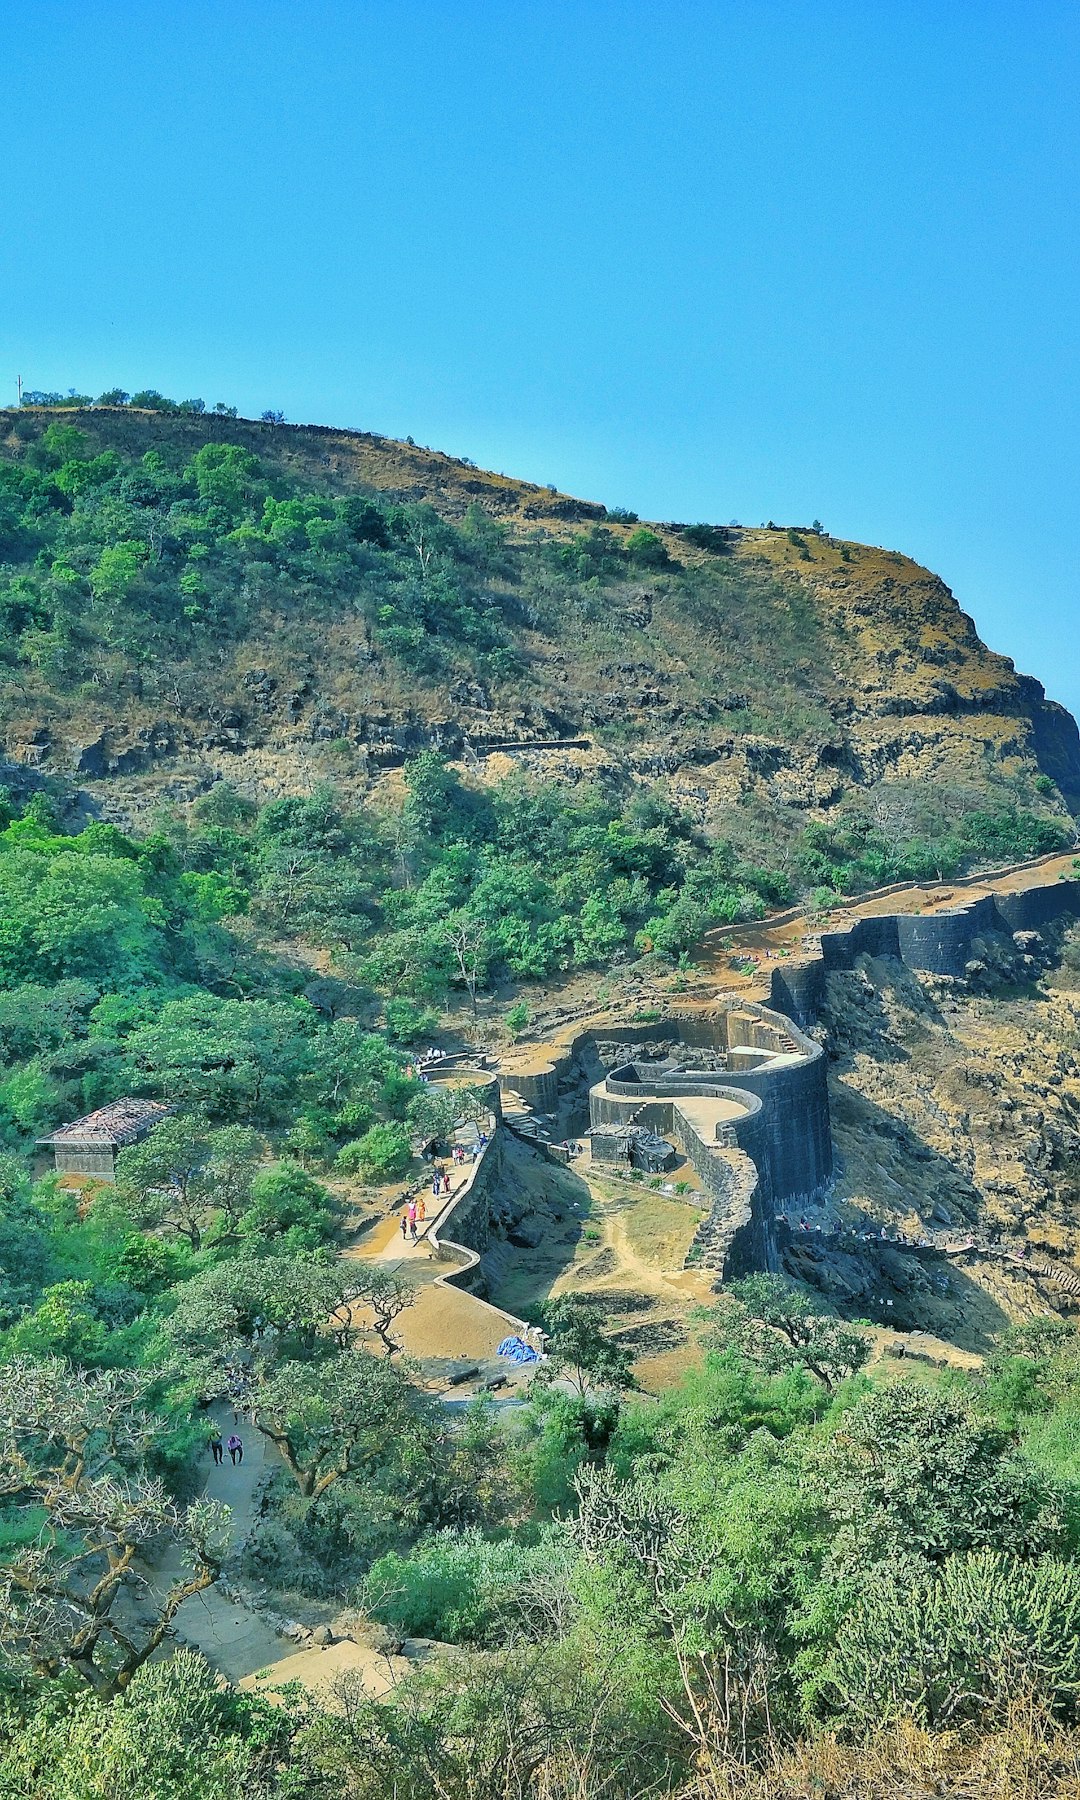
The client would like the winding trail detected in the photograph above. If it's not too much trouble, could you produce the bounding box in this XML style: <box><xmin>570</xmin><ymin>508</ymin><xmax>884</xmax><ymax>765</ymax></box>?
<box><xmin>162</xmin><ymin>1123</ymin><xmax>527</xmax><ymax>1691</ymax></box>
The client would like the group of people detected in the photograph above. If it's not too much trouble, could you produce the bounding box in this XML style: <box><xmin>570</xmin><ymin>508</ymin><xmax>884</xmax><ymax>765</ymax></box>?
<box><xmin>401</xmin><ymin>1194</ymin><xmax>428</xmax><ymax>1241</ymax></box>
<box><xmin>451</xmin><ymin>1136</ymin><xmax>487</xmax><ymax>1166</ymax></box>
<box><xmin>779</xmin><ymin>1214</ymin><xmax>934</xmax><ymax>1250</ymax></box>
<box><xmin>405</xmin><ymin>1049</ymin><xmax>448</xmax><ymax>1085</ymax></box>
<box><xmin>208</xmin><ymin>1431</ymin><xmax>244</xmax><ymax>1466</ymax></box>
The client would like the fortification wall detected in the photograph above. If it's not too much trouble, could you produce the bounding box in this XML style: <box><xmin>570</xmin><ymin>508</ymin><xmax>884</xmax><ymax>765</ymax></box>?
<box><xmin>494</xmin><ymin>864</ymin><xmax>1080</xmax><ymax>1298</ymax></box>
<box><xmin>430</xmin><ymin>1128</ymin><xmax>505</xmax><ymax>1262</ymax></box>
<box><xmin>788</xmin><ymin>876</ymin><xmax>1080</xmax><ymax>1015</ymax></box>
<box><xmin>667</xmin><ymin>1003</ymin><xmax>832</xmax><ymax>1203</ymax></box>
<box><xmin>678</xmin><ymin>1129</ymin><xmax>766</xmax><ymax>1277</ymax></box>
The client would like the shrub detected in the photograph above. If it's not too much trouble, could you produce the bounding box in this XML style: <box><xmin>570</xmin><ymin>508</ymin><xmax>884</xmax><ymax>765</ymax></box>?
<box><xmin>337</xmin><ymin>1121</ymin><xmax>412</xmax><ymax>1181</ymax></box>
<box><xmin>822</xmin><ymin>1550</ymin><xmax>1080</xmax><ymax>1726</ymax></box>
<box><xmin>505</xmin><ymin>1000</ymin><xmax>531</xmax><ymax>1038</ymax></box>
<box><xmin>383</xmin><ymin>998</ymin><xmax>439</xmax><ymax>1045</ymax></box>
<box><xmin>360</xmin><ymin>1525</ymin><xmax>572</xmax><ymax>1645</ymax></box>
<box><xmin>625</xmin><ymin>528</ymin><xmax>671</xmax><ymax>569</ymax></box>
<box><xmin>239</xmin><ymin>1163</ymin><xmax>339</xmax><ymax>1249</ymax></box>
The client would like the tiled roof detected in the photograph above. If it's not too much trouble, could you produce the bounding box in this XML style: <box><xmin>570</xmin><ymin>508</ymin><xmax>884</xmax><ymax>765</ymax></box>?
<box><xmin>38</xmin><ymin>1099</ymin><xmax>170</xmax><ymax>1149</ymax></box>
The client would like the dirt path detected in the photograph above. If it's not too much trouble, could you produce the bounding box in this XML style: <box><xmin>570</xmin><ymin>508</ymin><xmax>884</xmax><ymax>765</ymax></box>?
<box><xmin>161</xmin><ymin>1405</ymin><xmax>287</xmax><ymax>1680</ymax></box>
<box><xmin>341</xmin><ymin>1159</ymin><xmax>527</xmax><ymax>1364</ymax></box>
<box><xmin>160</xmin><ymin>1127</ymin><xmax>533</xmax><ymax>1692</ymax></box>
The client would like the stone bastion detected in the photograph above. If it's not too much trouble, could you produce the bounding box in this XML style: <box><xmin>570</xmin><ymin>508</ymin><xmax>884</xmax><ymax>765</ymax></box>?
<box><xmin>499</xmin><ymin>999</ymin><xmax>832</xmax><ymax>1281</ymax></box>
<box><xmin>766</xmin><ymin>867</ymin><xmax>1080</xmax><ymax>1027</ymax></box>
<box><xmin>495</xmin><ymin>863</ymin><xmax>1080</xmax><ymax>1286</ymax></box>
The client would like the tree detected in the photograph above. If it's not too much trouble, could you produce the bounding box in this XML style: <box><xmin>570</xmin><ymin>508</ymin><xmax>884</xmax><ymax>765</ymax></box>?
<box><xmin>204</xmin><ymin>1123</ymin><xmax>261</xmax><ymax>1235</ymax></box>
<box><xmin>347</xmin><ymin>1266</ymin><xmax>416</xmax><ymax>1355</ymax></box>
<box><xmin>824</xmin><ymin>1380</ymin><xmax>1067</xmax><ymax>1570</ymax></box>
<box><xmin>252</xmin><ymin>1350</ymin><xmax>427</xmax><ymax>1500</ymax></box>
<box><xmin>0</xmin><ymin>1358</ymin><xmax>229</xmax><ymax>1696</ymax></box>
<box><xmin>442</xmin><ymin>913</ymin><xmax>489</xmax><ymax>1016</ymax></box>
<box><xmin>336</xmin><ymin>1120</ymin><xmax>412</xmax><ymax>1181</ymax></box>
<box><xmin>165</xmin><ymin>1251</ymin><xmax>365</xmax><ymax>1380</ymax></box>
<box><xmin>505</xmin><ymin>1000</ymin><xmax>531</xmax><ymax>1038</ymax></box>
<box><xmin>721</xmin><ymin>1274</ymin><xmax>870</xmax><ymax>1393</ymax></box>
<box><xmin>535</xmin><ymin>1297</ymin><xmax>633</xmax><ymax>1398</ymax></box>
<box><xmin>5</xmin><ymin>1279</ymin><xmax>106</xmax><ymax>1362</ymax></box>
<box><xmin>115</xmin><ymin>1115</ymin><xmax>207</xmax><ymax>1250</ymax></box>
<box><xmin>0</xmin><ymin>1649</ymin><xmax>291</xmax><ymax>1798</ymax></box>
<box><xmin>238</xmin><ymin>1161</ymin><xmax>339</xmax><ymax>1249</ymax></box>
<box><xmin>116</xmin><ymin>1117</ymin><xmax>262</xmax><ymax>1250</ymax></box>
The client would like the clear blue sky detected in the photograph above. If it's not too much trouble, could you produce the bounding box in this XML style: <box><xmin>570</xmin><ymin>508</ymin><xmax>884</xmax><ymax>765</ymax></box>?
<box><xmin>3</xmin><ymin>3</ymin><xmax>1079</xmax><ymax>711</ymax></box>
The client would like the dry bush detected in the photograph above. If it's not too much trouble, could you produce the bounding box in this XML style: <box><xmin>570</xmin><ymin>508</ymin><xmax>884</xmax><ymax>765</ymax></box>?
<box><xmin>674</xmin><ymin>1702</ymin><xmax>1080</xmax><ymax>1800</ymax></box>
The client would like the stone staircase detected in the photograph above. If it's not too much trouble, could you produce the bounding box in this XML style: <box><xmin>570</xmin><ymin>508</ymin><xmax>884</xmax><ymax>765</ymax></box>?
<box><xmin>685</xmin><ymin>1144</ymin><xmax>759</xmax><ymax>1273</ymax></box>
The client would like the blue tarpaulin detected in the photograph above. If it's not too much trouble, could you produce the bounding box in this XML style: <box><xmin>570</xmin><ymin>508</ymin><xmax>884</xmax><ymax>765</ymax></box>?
<box><xmin>497</xmin><ymin>1335</ymin><xmax>539</xmax><ymax>1364</ymax></box>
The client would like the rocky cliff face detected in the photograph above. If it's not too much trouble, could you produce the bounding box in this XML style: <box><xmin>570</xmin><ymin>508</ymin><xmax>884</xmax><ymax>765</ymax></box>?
<box><xmin>2</xmin><ymin>406</ymin><xmax>1078</xmax><ymax>839</ymax></box>
<box><xmin>814</xmin><ymin>922</ymin><xmax>1080</xmax><ymax>1344</ymax></box>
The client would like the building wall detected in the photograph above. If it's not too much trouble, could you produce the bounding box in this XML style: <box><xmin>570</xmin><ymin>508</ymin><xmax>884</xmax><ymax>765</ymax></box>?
<box><xmin>53</xmin><ymin>1145</ymin><xmax>116</xmax><ymax>1181</ymax></box>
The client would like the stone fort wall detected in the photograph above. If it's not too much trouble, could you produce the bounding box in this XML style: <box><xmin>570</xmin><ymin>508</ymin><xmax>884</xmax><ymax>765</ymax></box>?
<box><xmin>491</xmin><ymin>868</ymin><xmax>1080</xmax><ymax>1289</ymax></box>
<box><xmin>768</xmin><ymin>875</ymin><xmax>1080</xmax><ymax>1026</ymax></box>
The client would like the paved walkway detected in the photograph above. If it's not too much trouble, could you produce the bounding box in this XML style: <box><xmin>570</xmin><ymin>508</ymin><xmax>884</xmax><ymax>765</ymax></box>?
<box><xmin>157</xmin><ymin>1404</ymin><xmax>285</xmax><ymax>1680</ymax></box>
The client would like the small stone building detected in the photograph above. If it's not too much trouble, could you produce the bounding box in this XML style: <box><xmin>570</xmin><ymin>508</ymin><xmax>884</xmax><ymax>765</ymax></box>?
<box><xmin>587</xmin><ymin>1123</ymin><xmax>677</xmax><ymax>1174</ymax></box>
<box><xmin>37</xmin><ymin>1099</ymin><xmax>171</xmax><ymax>1183</ymax></box>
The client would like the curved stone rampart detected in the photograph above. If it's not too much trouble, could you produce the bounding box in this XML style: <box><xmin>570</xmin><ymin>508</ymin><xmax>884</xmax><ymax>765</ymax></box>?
<box><xmin>497</xmin><ymin>862</ymin><xmax>1080</xmax><ymax>1290</ymax></box>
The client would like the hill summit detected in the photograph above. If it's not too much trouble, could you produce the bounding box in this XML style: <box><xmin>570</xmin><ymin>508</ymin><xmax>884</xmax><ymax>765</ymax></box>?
<box><xmin>1</xmin><ymin>402</ymin><xmax>1077</xmax><ymax>888</ymax></box>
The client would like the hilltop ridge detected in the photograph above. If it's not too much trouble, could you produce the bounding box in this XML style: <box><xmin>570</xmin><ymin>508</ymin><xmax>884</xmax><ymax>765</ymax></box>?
<box><xmin>2</xmin><ymin>403</ymin><xmax>1077</xmax><ymax>874</ymax></box>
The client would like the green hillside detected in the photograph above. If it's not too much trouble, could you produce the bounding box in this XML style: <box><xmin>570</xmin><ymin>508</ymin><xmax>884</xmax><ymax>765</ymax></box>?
<box><xmin>4</xmin><ymin>399</ymin><xmax>1080</xmax><ymax>1800</ymax></box>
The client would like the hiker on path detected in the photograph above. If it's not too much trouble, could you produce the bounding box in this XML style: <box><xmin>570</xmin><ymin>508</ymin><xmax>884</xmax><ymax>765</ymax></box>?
<box><xmin>408</xmin><ymin>1200</ymin><xmax>418</xmax><ymax>1241</ymax></box>
<box><xmin>417</xmin><ymin>1196</ymin><xmax>426</xmax><ymax>1223</ymax></box>
<box><xmin>400</xmin><ymin>1209</ymin><xmax>409</xmax><ymax>1239</ymax></box>
<box><xmin>227</xmin><ymin>1433</ymin><xmax>243</xmax><ymax>1465</ymax></box>
<box><xmin>209</xmin><ymin>1432</ymin><xmax>224</xmax><ymax>1466</ymax></box>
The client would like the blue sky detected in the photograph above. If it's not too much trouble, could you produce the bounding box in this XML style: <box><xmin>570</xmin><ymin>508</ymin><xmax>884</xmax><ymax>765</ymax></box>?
<box><xmin>3</xmin><ymin>3</ymin><xmax>1079</xmax><ymax>711</ymax></box>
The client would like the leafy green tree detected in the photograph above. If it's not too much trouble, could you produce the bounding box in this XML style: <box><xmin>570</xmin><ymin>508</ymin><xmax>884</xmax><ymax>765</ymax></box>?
<box><xmin>0</xmin><ymin>1157</ymin><xmax>52</xmax><ymax>1321</ymax></box>
<box><xmin>164</xmin><ymin>1251</ymin><xmax>363</xmax><ymax>1380</ymax></box>
<box><xmin>823</xmin><ymin>1380</ymin><xmax>1068</xmax><ymax>1570</ymax></box>
<box><xmin>383</xmin><ymin>997</ymin><xmax>440</xmax><ymax>1044</ymax></box>
<box><xmin>4</xmin><ymin>1279</ymin><xmax>106</xmax><ymax>1362</ymax></box>
<box><xmin>115</xmin><ymin>1114</ymin><xmax>211</xmax><ymax>1250</ymax></box>
<box><xmin>0</xmin><ymin>1649</ymin><xmax>292</xmax><ymax>1799</ymax></box>
<box><xmin>121</xmin><ymin>995</ymin><xmax>315</xmax><ymax>1121</ymax></box>
<box><xmin>253</xmin><ymin>1350</ymin><xmax>427</xmax><ymax>1500</ymax></box>
<box><xmin>505</xmin><ymin>1000</ymin><xmax>531</xmax><ymax>1038</ymax></box>
<box><xmin>625</xmin><ymin>527</ymin><xmax>671</xmax><ymax>568</ymax></box>
<box><xmin>536</xmin><ymin>1297</ymin><xmax>634</xmax><ymax>1398</ymax></box>
<box><xmin>336</xmin><ymin>1120</ymin><xmax>412</xmax><ymax>1181</ymax></box>
<box><xmin>719</xmin><ymin>1274</ymin><xmax>871</xmax><ymax>1393</ymax></box>
<box><xmin>238</xmin><ymin>1162</ymin><xmax>339</xmax><ymax>1249</ymax></box>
